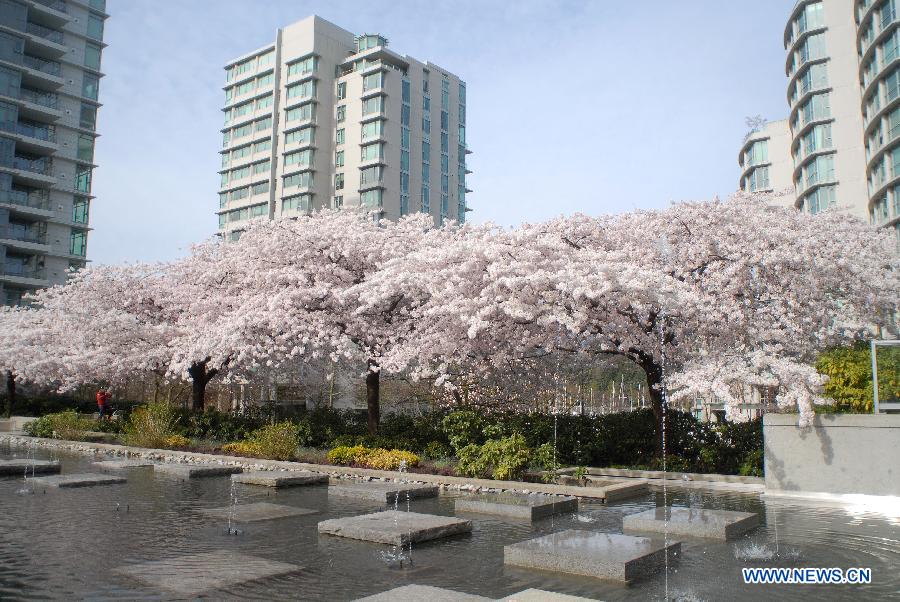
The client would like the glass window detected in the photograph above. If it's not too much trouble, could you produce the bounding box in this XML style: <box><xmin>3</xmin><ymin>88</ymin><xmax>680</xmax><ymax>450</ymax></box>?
<box><xmin>76</xmin><ymin>134</ymin><xmax>94</xmax><ymax>162</ymax></box>
<box><xmin>336</xmin><ymin>105</ymin><xmax>345</xmax><ymax>122</ymax></box>
<box><xmin>361</xmin><ymin>166</ymin><xmax>382</xmax><ymax>185</ymax></box>
<box><xmin>400</xmin><ymin>171</ymin><xmax>409</xmax><ymax>193</ymax></box>
<box><xmin>287</xmin><ymin>56</ymin><xmax>317</xmax><ymax>77</ymax></box>
<box><xmin>363</xmin><ymin>72</ymin><xmax>383</xmax><ymax>91</ymax></box>
<box><xmin>799</xmin><ymin>33</ymin><xmax>826</xmax><ymax>63</ymax></box>
<box><xmin>402</xmin><ymin>79</ymin><xmax>410</xmax><ymax>103</ymax></box>
<box><xmin>252</xmin><ymin>159</ymin><xmax>270</xmax><ymax>174</ymax></box>
<box><xmin>70</xmin><ymin>230</ymin><xmax>87</xmax><ymax>256</ymax></box>
<box><xmin>401</xmin><ymin>104</ymin><xmax>410</xmax><ymax>125</ymax></box>
<box><xmin>423</xmin><ymin>117</ymin><xmax>430</xmax><ymax>133</ymax></box>
<box><xmin>284</xmin><ymin>149</ymin><xmax>311</xmax><ymax>168</ymax></box>
<box><xmin>285</xmin><ymin>128</ymin><xmax>312</xmax><ymax>145</ymax></box>
<box><xmin>459</xmin><ymin>82</ymin><xmax>466</xmax><ymax>104</ymax></box>
<box><xmin>421</xmin><ymin>184</ymin><xmax>430</xmax><ymax>212</ymax></box>
<box><xmin>286</xmin><ymin>104</ymin><xmax>314</xmax><ymax>122</ymax></box>
<box><xmin>283</xmin><ymin>171</ymin><xmax>312</xmax><ymax>189</ymax></box>
<box><xmin>84</xmin><ymin>43</ymin><xmax>101</xmax><ymax>70</ymax></box>
<box><xmin>337</xmin><ymin>82</ymin><xmax>346</xmax><ymax>100</ymax></box>
<box><xmin>253</xmin><ymin>181</ymin><xmax>269</xmax><ymax>196</ymax></box>
<box><xmin>255</xmin><ymin>116</ymin><xmax>271</xmax><ymax>131</ymax></box>
<box><xmin>334</xmin><ymin>173</ymin><xmax>344</xmax><ymax>190</ymax></box>
<box><xmin>401</xmin><ymin>127</ymin><xmax>409</xmax><ymax>149</ymax></box>
<box><xmin>335</xmin><ymin>128</ymin><xmax>344</xmax><ymax>145</ymax></box>
<box><xmin>256</xmin><ymin>94</ymin><xmax>273</xmax><ymax>110</ymax></box>
<box><xmin>86</xmin><ymin>15</ymin><xmax>104</xmax><ymax>41</ymax></box>
<box><xmin>361</xmin><ymin>120</ymin><xmax>383</xmax><ymax>139</ymax></box>
<box><xmin>361</xmin><ymin>142</ymin><xmax>382</xmax><ymax>161</ymax></box>
<box><xmin>286</xmin><ymin>80</ymin><xmax>315</xmax><ymax>99</ymax></box>
<box><xmin>333</xmin><ymin>195</ymin><xmax>343</xmax><ymax>208</ymax></box>
<box><xmin>82</xmin><ymin>74</ymin><xmax>99</xmax><ymax>100</ymax></box>
<box><xmin>254</xmin><ymin>138</ymin><xmax>271</xmax><ymax>153</ymax></box>
<box><xmin>72</xmin><ymin>197</ymin><xmax>89</xmax><ymax>224</ymax></box>
<box><xmin>75</xmin><ymin>165</ymin><xmax>92</xmax><ymax>193</ymax></box>
<box><xmin>422</xmin><ymin>141</ymin><xmax>431</xmax><ymax>163</ymax></box>
<box><xmin>335</xmin><ymin>150</ymin><xmax>344</xmax><ymax>167</ymax></box>
<box><xmin>360</xmin><ymin>188</ymin><xmax>383</xmax><ymax>208</ymax></box>
<box><xmin>362</xmin><ymin>96</ymin><xmax>384</xmax><ymax>115</ymax></box>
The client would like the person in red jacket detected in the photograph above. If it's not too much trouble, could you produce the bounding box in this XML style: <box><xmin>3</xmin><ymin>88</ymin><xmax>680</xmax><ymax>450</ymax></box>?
<box><xmin>96</xmin><ymin>389</ymin><xmax>111</xmax><ymax>419</ymax></box>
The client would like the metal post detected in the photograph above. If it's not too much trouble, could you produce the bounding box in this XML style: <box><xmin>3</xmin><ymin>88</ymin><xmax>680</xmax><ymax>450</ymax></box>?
<box><xmin>871</xmin><ymin>339</ymin><xmax>880</xmax><ymax>415</ymax></box>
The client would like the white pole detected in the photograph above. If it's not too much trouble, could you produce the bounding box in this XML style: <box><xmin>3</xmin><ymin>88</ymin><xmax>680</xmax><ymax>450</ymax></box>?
<box><xmin>871</xmin><ymin>339</ymin><xmax>880</xmax><ymax>415</ymax></box>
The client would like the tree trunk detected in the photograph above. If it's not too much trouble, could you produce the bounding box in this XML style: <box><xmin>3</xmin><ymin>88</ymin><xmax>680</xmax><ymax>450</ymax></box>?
<box><xmin>4</xmin><ymin>370</ymin><xmax>14</xmax><ymax>418</ymax></box>
<box><xmin>637</xmin><ymin>358</ymin><xmax>666</xmax><ymax>459</ymax></box>
<box><xmin>187</xmin><ymin>360</ymin><xmax>218</xmax><ymax>413</ymax></box>
<box><xmin>366</xmin><ymin>360</ymin><xmax>380</xmax><ymax>435</ymax></box>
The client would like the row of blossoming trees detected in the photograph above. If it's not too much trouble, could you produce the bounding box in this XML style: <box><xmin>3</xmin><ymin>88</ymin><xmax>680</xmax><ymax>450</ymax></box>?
<box><xmin>0</xmin><ymin>194</ymin><xmax>897</xmax><ymax>446</ymax></box>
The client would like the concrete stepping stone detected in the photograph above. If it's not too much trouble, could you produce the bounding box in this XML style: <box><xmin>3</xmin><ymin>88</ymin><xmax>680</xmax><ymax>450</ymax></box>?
<box><xmin>0</xmin><ymin>459</ymin><xmax>61</xmax><ymax>476</ymax></box>
<box><xmin>355</xmin><ymin>584</ymin><xmax>490</xmax><ymax>601</ymax></box>
<box><xmin>318</xmin><ymin>510</ymin><xmax>472</xmax><ymax>546</ymax></box>
<box><xmin>455</xmin><ymin>493</ymin><xmax>577</xmax><ymax>521</ymax></box>
<box><xmin>232</xmin><ymin>470</ymin><xmax>328</xmax><ymax>488</ymax></box>
<box><xmin>504</xmin><ymin>529</ymin><xmax>680</xmax><ymax>584</ymax></box>
<box><xmin>93</xmin><ymin>459</ymin><xmax>156</xmax><ymax>470</ymax></box>
<box><xmin>113</xmin><ymin>550</ymin><xmax>300</xmax><ymax>596</ymax></box>
<box><xmin>153</xmin><ymin>464</ymin><xmax>243</xmax><ymax>478</ymax></box>
<box><xmin>197</xmin><ymin>502</ymin><xmax>318</xmax><ymax>522</ymax></box>
<box><xmin>500</xmin><ymin>589</ymin><xmax>596</xmax><ymax>601</ymax></box>
<box><xmin>623</xmin><ymin>506</ymin><xmax>759</xmax><ymax>540</ymax></box>
<box><xmin>328</xmin><ymin>481</ymin><xmax>438</xmax><ymax>503</ymax></box>
<box><xmin>30</xmin><ymin>473</ymin><xmax>126</xmax><ymax>489</ymax></box>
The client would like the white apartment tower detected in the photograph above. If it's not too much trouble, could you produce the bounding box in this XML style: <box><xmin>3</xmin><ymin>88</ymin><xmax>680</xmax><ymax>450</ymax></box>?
<box><xmin>740</xmin><ymin>0</ymin><xmax>900</xmax><ymax>240</ymax></box>
<box><xmin>738</xmin><ymin>119</ymin><xmax>795</xmax><ymax>208</ymax></box>
<box><xmin>217</xmin><ymin>16</ymin><xmax>470</xmax><ymax>238</ymax></box>
<box><xmin>0</xmin><ymin>0</ymin><xmax>107</xmax><ymax>305</ymax></box>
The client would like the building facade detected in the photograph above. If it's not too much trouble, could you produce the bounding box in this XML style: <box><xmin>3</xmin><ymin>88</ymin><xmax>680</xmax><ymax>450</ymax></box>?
<box><xmin>738</xmin><ymin>119</ymin><xmax>795</xmax><ymax>208</ymax></box>
<box><xmin>0</xmin><ymin>0</ymin><xmax>107</xmax><ymax>306</ymax></box>
<box><xmin>217</xmin><ymin>16</ymin><xmax>470</xmax><ymax>239</ymax></box>
<box><xmin>741</xmin><ymin>0</ymin><xmax>900</xmax><ymax>239</ymax></box>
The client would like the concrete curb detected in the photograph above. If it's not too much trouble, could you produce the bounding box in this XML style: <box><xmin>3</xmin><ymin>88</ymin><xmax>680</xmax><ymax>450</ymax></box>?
<box><xmin>0</xmin><ymin>434</ymin><xmax>648</xmax><ymax>502</ymax></box>
<box><xmin>555</xmin><ymin>466</ymin><xmax>764</xmax><ymax>485</ymax></box>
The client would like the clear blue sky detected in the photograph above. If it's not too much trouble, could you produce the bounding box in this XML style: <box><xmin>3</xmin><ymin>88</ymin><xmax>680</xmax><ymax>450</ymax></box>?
<box><xmin>91</xmin><ymin>0</ymin><xmax>791</xmax><ymax>264</ymax></box>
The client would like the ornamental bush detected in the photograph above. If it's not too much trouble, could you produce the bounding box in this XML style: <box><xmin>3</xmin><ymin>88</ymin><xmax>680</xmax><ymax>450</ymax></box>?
<box><xmin>23</xmin><ymin>410</ymin><xmax>93</xmax><ymax>440</ymax></box>
<box><xmin>456</xmin><ymin>433</ymin><xmax>536</xmax><ymax>481</ymax></box>
<box><xmin>326</xmin><ymin>445</ymin><xmax>419</xmax><ymax>470</ymax></box>
<box><xmin>123</xmin><ymin>402</ymin><xmax>180</xmax><ymax>449</ymax></box>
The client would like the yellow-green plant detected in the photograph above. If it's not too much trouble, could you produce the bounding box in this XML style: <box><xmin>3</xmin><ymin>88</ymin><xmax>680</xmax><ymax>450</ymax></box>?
<box><xmin>327</xmin><ymin>445</ymin><xmax>419</xmax><ymax>470</ymax></box>
<box><xmin>246</xmin><ymin>421</ymin><xmax>300</xmax><ymax>460</ymax></box>
<box><xmin>123</xmin><ymin>402</ymin><xmax>180</xmax><ymax>449</ymax></box>
<box><xmin>816</xmin><ymin>342</ymin><xmax>900</xmax><ymax>413</ymax></box>
<box><xmin>457</xmin><ymin>433</ymin><xmax>531</xmax><ymax>480</ymax></box>
<box><xmin>24</xmin><ymin>410</ymin><xmax>93</xmax><ymax>441</ymax></box>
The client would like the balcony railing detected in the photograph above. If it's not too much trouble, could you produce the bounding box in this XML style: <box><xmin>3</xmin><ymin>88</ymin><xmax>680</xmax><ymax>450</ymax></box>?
<box><xmin>30</xmin><ymin>0</ymin><xmax>67</xmax><ymax>13</ymax></box>
<box><xmin>0</xmin><ymin>188</ymin><xmax>49</xmax><ymax>210</ymax></box>
<box><xmin>7</xmin><ymin>156</ymin><xmax>52</xmax><ymax>175</ymax></box>
<box><xmin>1</xmin><ymin>265</ymin><xmax>46</xmax><ymax>280</ymax></box>
<box><xmin>22</xmin><ymin>54</ymin><xmax>61</xmax><ymax>76</ymax></box>
<box><xmin>0</xmin><ymin>121</ymin><xmax>56</xmax><ymax>142</ymax></box>
<box><xmin>25</xmin><ymin>22</ymin><xmax>64</xmax><ymax>44</ymax></box>
<box><xmin>0</xmin><ymin>225</ymin><xmax>47</xmax><ymax>244</ymax></box>
<box><xmin>18</xmin><ymin>87</ymin><xmax>58</xmax><ymax>108</ymax></box>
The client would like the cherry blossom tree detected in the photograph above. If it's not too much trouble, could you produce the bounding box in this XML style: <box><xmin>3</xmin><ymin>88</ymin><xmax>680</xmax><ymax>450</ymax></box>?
<box><xmin>367</xmin><ymin>194</ymin><xmax>898</xmax><ymax>448</ymax></box>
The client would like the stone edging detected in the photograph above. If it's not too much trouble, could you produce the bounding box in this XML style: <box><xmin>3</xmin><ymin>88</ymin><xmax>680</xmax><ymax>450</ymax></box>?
<box><xmin>554</xmin><ymin>466</ymin><xmax>764</xmax><ymax>485</ymax></box>
<box><xmin>0</xmin><ymin>434</ymin><xmax>648</xmax><ymax>502</ymax></box>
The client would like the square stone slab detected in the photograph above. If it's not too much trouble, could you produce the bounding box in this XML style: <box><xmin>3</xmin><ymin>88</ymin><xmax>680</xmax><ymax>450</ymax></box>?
<box><xmin>153</xmin><ymin>464</ymin><xmax>243</xmax><ymax>478</ymax></box>
<box><xmin>232</xmin><ymin>470</ymin><xmax>328</xmax><ymax>488</ymax></box>
<box><xmin>113</xmin><ymin>550</ymin><xmax>300</xmax><ymax>596</ymax></box>
<box><xmin>455</xmin><ymin>493</ymin><xmax>577</xmax><ymax>521</ymax></box>
<box><xmin>355</xmin><ymin>584</ymin><xmax>491</xmax><ymax>601</ymax></box>
<box><xmin>318</xmin><ymin>510</ymin><xmax>472</xmax><ymax>546</ymax></box>
<box><xmin>623</xmin><ymin>507</ymin><xmax>759</xmax><ymax>540</ymax></box>
<box><xmin>0</xmin><ymin>459</ymin><xmax>61</xmax><ymax>476</ymax></box>
<box><xmin>197</xmin><ymin>502</ymin><xmax>318</xmax><ymax>522</ymax></box>
<box><xmin>30</xmin><ymin>473</ymin><xmax>126</xmax><ymax>489</ymax></box>
<box><xmin>504</xmin><ymin>529</ymin><xmax>680</xmax><ymax>584</ymax></box>
<box><xmin>500</xmin><ymin>589</ymin><xmax>596</xmax><ymax>601</ymax></box>
<box><xmin>329</xmin><ymin>481</ymin><xmax>438</xmax><ymax>503</ymax></box>
<box><xmin>93</xmin><ymin>459</ymin><xmax>156</xmax><ymax>470</ymax></box>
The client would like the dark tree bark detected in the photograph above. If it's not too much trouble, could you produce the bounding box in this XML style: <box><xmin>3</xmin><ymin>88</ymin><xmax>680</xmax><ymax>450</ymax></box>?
<box><xmin>635</xmin><ymin>354</ymin><xmax>666</xmax><ymax>459</ymax></box>
<box><xmin>366</xmin><ymin>360</ymin><xmax>380</xmax><ymax>435</ymax></box>
<box><xmin>4</xmin><ymin>370</ymin><xmax>14</xmax><ymax>418</ymax></box>
<box><xmin>187</xmin><ymin>360</ymin><xmax>218</xmax><ymax>412</ymax></box>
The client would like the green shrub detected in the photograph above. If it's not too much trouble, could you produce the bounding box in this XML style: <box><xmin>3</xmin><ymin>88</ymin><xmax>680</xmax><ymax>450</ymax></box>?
<box><xmin>23</xmin><ymin>410</ymin><xmax>93</xmax><ymax>440</ymax></box>
<box><xmin>529</xmin><ymin>442</ymin><xmax>557</xmax><ymax>474</ymax></box>
<box><xmin>816</xmin><ymin>342</ymin><xmax>899</xmax><ymax>413</ymax></box>
<box><xmin>457</xmin><ymin>434</ymin><xmax>533</xmax><ymax>481</ymax></box>
<box><xmin>244</xmin><ymin>421</ymin><xmax>301</xmax><ymax>460</ymax></box>
<box><xmin>326</xmin><ymin>444</ymin><xmax>419</xmax><ymax>470</ymax></box>
<box><xmin>123</xmin><ymin>402</ymin><xmax>180</xmax><ymax>449</ymax></box>
<box><xmin>442</xmin><ymin>410</ymin><xmax>486</xmax><ymax>452</ymax></box>
<box><xmin>739</xmin><ymin>449</ymin><xmax>764</xmax><ymax>477</ymax></box>
<box><xmin>422</xmin><ymin>440</ymin><xmax>453</xmax><ymax>460</ymax></box>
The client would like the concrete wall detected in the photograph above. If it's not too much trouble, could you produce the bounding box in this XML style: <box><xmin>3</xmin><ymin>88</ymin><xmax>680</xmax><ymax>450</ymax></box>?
<box><xmin>764</xmin><ymin>413</ymin><xmax>900</xmax><ymax>496</ymax></box>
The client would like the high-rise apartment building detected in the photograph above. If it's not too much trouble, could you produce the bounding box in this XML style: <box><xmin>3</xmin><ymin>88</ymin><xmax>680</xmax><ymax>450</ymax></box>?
<box><xmin>738</xmin><ymin>119</ymin><xmax>795</xmax><ymax>208</ymax></box>
<box><xmin>217</xmin><ymin>16</ymin><xmax>470</xmax><ymax>238</ymax></box>
<box><xmin>740</xmin><ymin>0</ymin><xmax>900</xmax><ymax>239</ymax></box>
<box><xmin>0</xmin><ymin>0</ymin><xmax>107</xmax><ymax>306</ymax></box>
